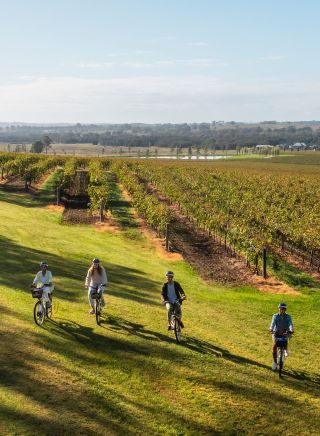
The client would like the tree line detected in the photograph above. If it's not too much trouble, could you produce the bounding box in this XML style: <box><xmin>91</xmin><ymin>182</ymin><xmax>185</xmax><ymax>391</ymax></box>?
<box><xmin>1</xmin><ymin>122</ymin><xmax>320</xmax><ymax>150</ymax></box>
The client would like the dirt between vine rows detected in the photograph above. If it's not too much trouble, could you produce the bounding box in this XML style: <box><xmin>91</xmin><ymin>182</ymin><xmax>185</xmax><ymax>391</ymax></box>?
<box><xmin>168</xmin><ymin>206</ymin><xmax>300</xmax><ymax>294</ymax></box>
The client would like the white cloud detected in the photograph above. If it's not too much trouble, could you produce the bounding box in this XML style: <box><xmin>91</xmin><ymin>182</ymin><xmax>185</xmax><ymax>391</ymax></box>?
<box><xmin>0</xmin><ymin>75</ymin><xmax>320</xmax><ymax>123</ymax></box>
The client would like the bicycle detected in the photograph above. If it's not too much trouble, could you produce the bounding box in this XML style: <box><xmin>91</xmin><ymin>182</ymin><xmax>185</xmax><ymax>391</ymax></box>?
<box><xmin>274</xmin><ymin>332</ymin><xmax>290</xmax><ymax>378</ymax></box>
<box><xmin>91</xmin><ymin>284</ymin><xmax>105</xmax><ymax>326</ymax></box>
<box><xmin>31</xmin><ymin>286</ymin><xmax>53</xmax><ymax>326</ymax></box>
<box><xmin>166</xmin><ymin>298</ymin><xmax>184</xmax><ymax>344</ymax></box>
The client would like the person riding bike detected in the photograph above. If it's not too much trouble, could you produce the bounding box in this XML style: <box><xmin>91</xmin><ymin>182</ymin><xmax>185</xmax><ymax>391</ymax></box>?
<box><xmin>85</xmin><ymin>258</ymin><xmax>108</xmax><ymax>314</ymax></box>
<box><xmin>161</xmin><ymin>271</ymin><xmax>186</xmax><ymax>330</ymax></box>
<box><xmin>269</xmin><ymin>302</ymin><xmax>294</xmax><ymax>371</ymax></box>
<box><xmin>31</xmin><ymin>260</ymin><xmax>54</xmax><ymax>308</ymax></box>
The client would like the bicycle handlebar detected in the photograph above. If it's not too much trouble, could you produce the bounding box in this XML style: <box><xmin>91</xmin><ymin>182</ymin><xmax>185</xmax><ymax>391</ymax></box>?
<box><xmin>269</xmin><ymin>330</ymin><xmax>294</xmax><ymax>335</ymax></box>
<box><xmin>162</xmin><ymin>298</ymin><xmax>184</xmax><ymax>305</ymax></box>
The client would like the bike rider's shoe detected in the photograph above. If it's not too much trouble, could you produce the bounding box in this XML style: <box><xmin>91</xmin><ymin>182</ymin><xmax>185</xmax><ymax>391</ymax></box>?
<box><xmin>284</xmin><ymin>350</ymin><xmax>289</xmax><ymax>357</ymax></box>
<box><xmin>89</xmin><ymin>308</ymin><xmax>95</xmax><ymax>314</ymax></box>
<box><xmin>271</xmin><ymin>362</ymin><xmax>277</xmax><ymax>371</ymax></box>
<box><xmin>167</xmin><ymin>324</ymin><xmax>172</xmax><ymax>331</ymax></box>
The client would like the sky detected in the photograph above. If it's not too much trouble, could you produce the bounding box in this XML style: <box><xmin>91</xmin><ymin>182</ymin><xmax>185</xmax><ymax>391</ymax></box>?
<box><xmin>1</xmin><ymin>0</ymin><xmax>320</xmax><ymax>123</ymax></box>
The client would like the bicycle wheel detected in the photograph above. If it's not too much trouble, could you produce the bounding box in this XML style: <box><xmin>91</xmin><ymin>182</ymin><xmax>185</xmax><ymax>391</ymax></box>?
<box><xmin>174</xmin><ymin>318</ymin><xmax>182</xmax><ymax>343</ymax></box>
<box><xmin>95</xmin><ymin>299</ymin><xmax>101</xmax><ymax>325</ymax></box>
<box><xmin>34</xmin><ymin>301</ymin><xmax>45</xmax><ymax>326</ymax></box>
<box><xmin>278</xmin><ymin>348</ymin><xmax>284</xmax><ymax>378</ymax></box>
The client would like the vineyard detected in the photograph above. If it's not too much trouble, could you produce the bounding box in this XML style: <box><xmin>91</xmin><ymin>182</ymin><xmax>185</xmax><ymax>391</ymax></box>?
<box><xmin>1</xmin><ymin>152</ymin><xmax>320</xmax><ymax>285</ymax></box>
<box><xmin>124</xmin><ymin>159</ymin><xmax>320</xmax><ymax>275</ymax></box>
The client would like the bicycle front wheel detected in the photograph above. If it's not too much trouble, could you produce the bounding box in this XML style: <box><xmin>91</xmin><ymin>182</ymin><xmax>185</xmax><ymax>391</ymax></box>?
<box><xmin>34</xmin><ymin>301</ymin><xmax>45</xmax><ymax>326</ymax></box>
<box><xmin>174</xmin><ymin>318</ymin><xmax>182</xmax><ymax>343</ymax></box>
<box><xmin>95</xmin><ymin>300</ymin><xmax>101</xmax><ymax>325</ymax></box>
<box><xmin>278</xmin><ymin>348</ymin><xmax>284</xmax><ymax>378</ymax></box>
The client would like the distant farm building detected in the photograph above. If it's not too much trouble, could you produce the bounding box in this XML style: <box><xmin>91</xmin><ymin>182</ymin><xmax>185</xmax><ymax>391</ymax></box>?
<box><xmin>290</xmin><ymin>142</ymin><xmax>307</xmax><ymax>149</ymax></box>
<box><xmin>255</xmin><ymin>144</ymin><xmax>273</xmax><ymax>149</ymax></box>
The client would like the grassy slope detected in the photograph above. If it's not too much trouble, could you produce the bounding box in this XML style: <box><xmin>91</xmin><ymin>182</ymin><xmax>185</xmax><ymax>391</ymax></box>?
<box><xmin>0</xmin><ymin>175</ymin><xmax>319</xmax><ymax>435</ymax></box>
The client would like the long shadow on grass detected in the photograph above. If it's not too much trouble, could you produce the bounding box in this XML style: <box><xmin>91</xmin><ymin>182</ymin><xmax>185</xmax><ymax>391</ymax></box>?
<box><xmin>95</xmin><ymin>315</ymin><xmax>282</xmax><ymax>376</ymax></box>
<box><xmin>0</xmin><ymin>235</ymin><xmax>159</xmax><ymax>306</ymax></box>
<box><xmin>185</xmin><ymin>336</ymin><xmax>320</xmax><ymax>395</ymax></box>
<box><xmin>282</xmin><ymin>369</ymin><xmax>320</xmax><ymax>386</ymax></box>
<box><xmin>2</xmin><ymin>307</ymin><xmax>320</xmax><ymax>434</ymax></box>
<box><xmin>43</xmin><ymin>318</ymin><xmax>150</xmax><ymax>357</ymax></box>
<box><xmin>100</xmin><ymin>314</ymin><xmax>177</xmax><ymax>345</ymax></box>
<box><xmin>2</xmin><ymin>321</ymin><xmax>319</xmax><ymax>435</ymax></box>
<box><xmin>0</xmin><ymin>318</ymin><xmax>220</xmax><ymax>434</ymax></box>
<box><xmin>0</xmin><ymin>334</ymin><xmax>148</xmax><ymax>434</ymax></box>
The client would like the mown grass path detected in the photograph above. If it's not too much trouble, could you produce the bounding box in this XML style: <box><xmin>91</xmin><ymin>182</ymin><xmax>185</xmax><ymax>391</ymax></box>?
<box><xmin>0</xmin><ymin>174</ymin><xmax>319</xmax><ymax>435</ymax></box>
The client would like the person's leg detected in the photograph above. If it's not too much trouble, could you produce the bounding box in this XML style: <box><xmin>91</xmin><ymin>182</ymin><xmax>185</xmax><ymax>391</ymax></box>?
<box><xmin>100</xmin><ymin>285</ymin><xmax>106</xmax><ymax>306</ymax></box>
<box><xmin>88</xmin><ymin>286</ymin><xmax>95</xmax><ymax>312</ymax></box>
<box><xmin>272</xmin><ymin>342</ymin><xmax>277</xmax><ymax>362</ymax></box>
<box><xmin>272</xmin><ymin>336</ymin><xmax>277</xmax><ymax>363</ymax></box>
<box><xmin>166</xmin><ymin>303</ymin><xmax>173</xmax><ymax>328</ymax></box>
<box><xmin>43</xmin><ymin>287</ymin><xmax>51</xmax><ymax>306</ymax></box>
<box><xmin>284</xmin><ymin>334</ymin><xmax>291</xmax><ymax>356</ymax></box>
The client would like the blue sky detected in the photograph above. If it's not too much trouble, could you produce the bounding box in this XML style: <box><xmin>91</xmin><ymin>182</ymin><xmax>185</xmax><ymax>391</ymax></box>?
<box><xmin>1</xmin><ymin>0</ymin><xmax>320</xmax><ymax>123</ymax></box>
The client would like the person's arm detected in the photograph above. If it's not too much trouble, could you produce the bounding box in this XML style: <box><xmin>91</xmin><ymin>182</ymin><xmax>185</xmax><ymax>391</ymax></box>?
<box><xmin>101</xmin><ymin>267</ymin><xmax>108</xmax><ymax>285</ymax></box>
<box><xmin>161</xmin><ymin>283</ymin><xmax>167</xmax><ymax>301</ymax></box>
<box><xmin>288</xmin><ymin>315</ymin><xmax>294</xmax><ymax>333</ymax></box>
<box><xmin>269</xmin><ymin>314</ymin><xmax>276</xmax><ymax>332</ymax></box>
<box><xmin>175</xmin><ymin>282</ymin><xmax>186</xmax><ymax>299</ymax></box>
<box><xmin>32</xmin><ymin>271</ymin><xmax>39</xmax><ymax>286</ymax></box>
<box><xmin>46</xmin><ymin>271</ymin><xmax>53</xmax><ymax>286</ymax></box>
<box><xmin>85</xmin><ymin>270</ymin><xmax>91</xmax><ymax>287</ymax></box>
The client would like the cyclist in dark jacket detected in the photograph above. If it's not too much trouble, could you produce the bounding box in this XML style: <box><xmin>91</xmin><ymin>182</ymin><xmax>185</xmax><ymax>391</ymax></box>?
<box><xmin>161</xmin><ymin>271</ymin><xmax>186</xmax><ymax>330</ymax></box>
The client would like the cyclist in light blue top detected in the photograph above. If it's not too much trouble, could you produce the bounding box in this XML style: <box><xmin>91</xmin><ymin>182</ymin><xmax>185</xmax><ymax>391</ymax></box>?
<box><xmin>269</xmin><ymin>302</ymin><xmax>294</xmax><ymax>371</ymax></box>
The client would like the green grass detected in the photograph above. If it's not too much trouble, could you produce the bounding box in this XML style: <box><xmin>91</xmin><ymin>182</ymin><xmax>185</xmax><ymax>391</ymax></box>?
<box><xmin>268</xmin><ymin>254</ymin><xmax>320</xmax><ymax>295</ymax></box>
<box><xmin>0</xmin><ymin>173</ymin><xmax>320</xmax><ymax>435</ymax></box>
<box><xmin>108</xmin><ymin>176</ymin><xmax>138</xmax><ymax>230</ymax></box>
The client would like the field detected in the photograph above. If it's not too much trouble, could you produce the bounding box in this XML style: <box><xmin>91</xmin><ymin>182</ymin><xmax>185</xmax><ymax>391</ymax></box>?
<box><xmin>0</xmin><ymin>159</ymin><xmax>320</xmax><ymax>435</ymax></box>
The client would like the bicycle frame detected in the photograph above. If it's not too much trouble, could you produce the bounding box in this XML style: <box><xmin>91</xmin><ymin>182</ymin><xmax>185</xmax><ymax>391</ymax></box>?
<box><xmin>169</xmin><ymin>300</ymin><xmax>182</xmax><ymax>343</ymax></box>
<box><xmin>276</xmin><ymin>336</ymin><xmax>288</xmax><ymax>378</ymax></box>
<box><xmin>91</xmin><ymin>285</ymin><xmax>104</xmax><ymax>325</ymax></box>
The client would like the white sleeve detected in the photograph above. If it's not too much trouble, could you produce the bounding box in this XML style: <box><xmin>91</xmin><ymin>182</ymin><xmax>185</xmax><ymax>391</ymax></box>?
<box><xmin>101</xmin><ymin>267</ymin><xmax>108</xmax><ymax>285</ymax></box>
<box><xmin>47</xmin><ymin>271</ymin><xmax>53</xmax><ymax>283</ymax></box>
<box><xmin>33</xmin><ymin>272</ymin><xmax>40</xmax><ymax>284</ymax></box>
<box><xmin>85</xmin><ymin>270</ymin><xmax>91</xmax><ymax>287</ymax></box>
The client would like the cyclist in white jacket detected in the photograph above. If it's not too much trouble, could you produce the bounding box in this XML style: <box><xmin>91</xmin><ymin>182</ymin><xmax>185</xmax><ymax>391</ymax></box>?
<box><xmin>32</xmin><ymin>260</ymin><xmax>54</xmax><ymax>307</ymax></box>
<box><xmin>85</xmin><ymin>258</ymin><xmax>108</xmax><ymax>314</ymax></box>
